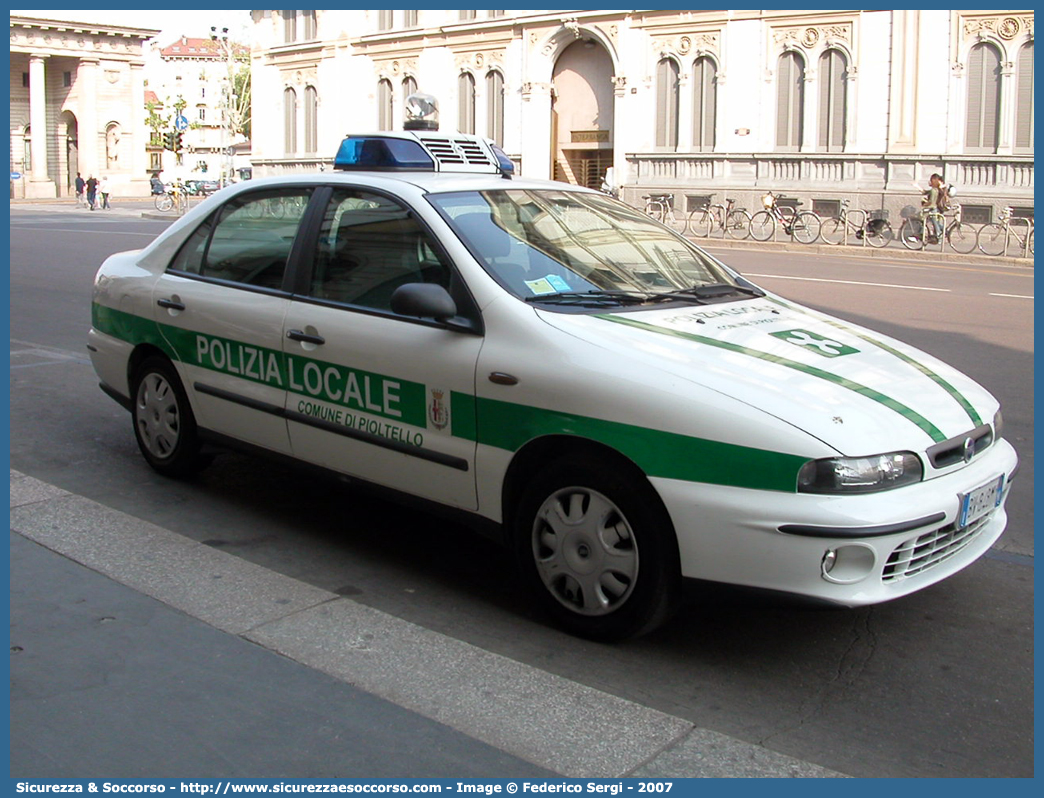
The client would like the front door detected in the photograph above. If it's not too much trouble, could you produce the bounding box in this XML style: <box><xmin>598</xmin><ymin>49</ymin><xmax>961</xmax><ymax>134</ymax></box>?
<box><xmin>282</xmin><ymin>187</ymin><xmax>482</xmax><ymax>509</ymax></box>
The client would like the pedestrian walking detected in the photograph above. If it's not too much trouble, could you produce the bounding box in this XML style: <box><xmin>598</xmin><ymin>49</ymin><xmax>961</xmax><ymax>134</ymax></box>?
<box><xmin>74</xmin><ymin>173</ymin><xmax>85</xmax><ymax>206</ymax></box>
<box><xmin>99</xmin><ymin>176</ymin><xmax>111</xmax><ymax>210</ymax></box>
<box><xmin>85</xmin><ymin>175</ymin><xmax>98</xmax><ymax>210</ymax></box>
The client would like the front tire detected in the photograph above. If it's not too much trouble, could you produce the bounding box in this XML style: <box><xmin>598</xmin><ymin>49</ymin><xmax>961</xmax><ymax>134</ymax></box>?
<box><xmin>748</xmin><ymin>211</ymin><xmax>775</xmax><ymax>241</ymax></box>
<box><xmin>946</xmin><ymin>223</ymin><xmax>976</xmax><ymax>255</ymax></box>
<box><xmin>154</xmin><ymin>194</ymin><xmax>173</xmax><ymax>212</ymax></box>
<box><xmin>790</xmin><ymin>211</ymin><xmax>821</xmax><ymax>244</ymax></box>
<box><xmin>976</xmin><ymin>223</ymin><xmax>1006</xmax><ymax>256</ymax></box>
<box><xmin>131</xmin><ymin>357</ymin><xmax>203</xmax><ymax>477</ymax></box>
<box><xmin>513</xmin><ymin>454</ymin><xmax>680</xmax><ymax>641</ymax></box>
<box><xmin>819</xmin><ymin>217</ymin><xmax>846</xmax><ymax>245</ymax></box>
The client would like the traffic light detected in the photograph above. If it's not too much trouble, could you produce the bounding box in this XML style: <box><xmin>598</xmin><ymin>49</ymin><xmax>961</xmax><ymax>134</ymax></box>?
<box><xmin>163</xmin><ymin>131</ymin><xmax>175</xmax><ymax>151</ymax></box>
<box><xmin>173</xmin><ymin>131</ymin><xmax>184</xmax><ymax>153</ymax></box>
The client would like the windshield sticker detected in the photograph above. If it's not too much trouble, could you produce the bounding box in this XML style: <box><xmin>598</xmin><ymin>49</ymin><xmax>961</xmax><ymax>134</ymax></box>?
<box><xmin>524</xmin><ymin>277</ymin><xmax>557</xmax><ymax>295</ymax></box>
<box><xmin>544</xmin><ymin>274</ymin><xmax>572</xmax><ymax>292</ymax></box>
<box><xmin>770</xmin><ymin>329</ymin><xmax>859</xmax><ymax>358</ymax></box>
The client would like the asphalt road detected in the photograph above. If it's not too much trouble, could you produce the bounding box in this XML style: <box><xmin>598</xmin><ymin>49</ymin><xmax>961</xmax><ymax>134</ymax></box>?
<box><xmin>8</xmin><ymin>207</ymin><xmax>1034</xmax><ymax>777</ymax></box>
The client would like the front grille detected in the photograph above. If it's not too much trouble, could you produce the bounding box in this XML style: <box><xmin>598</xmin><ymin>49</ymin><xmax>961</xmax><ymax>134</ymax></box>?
<box><xmin>882</xmin><ymin>514</ymin><xmax>992</xmax><ymax>581</ymax></box>
<box><xmin>926</xmin><ymin>424</ymin><xmax>994</xmax><ymax>468</ymax></box>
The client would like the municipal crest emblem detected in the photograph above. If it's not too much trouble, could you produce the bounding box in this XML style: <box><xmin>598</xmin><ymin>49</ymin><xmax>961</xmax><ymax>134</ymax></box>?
<box><xmin>429</xmin><ymin>389</ymin><xmax>449</xmax><ymax>431</ymax></box>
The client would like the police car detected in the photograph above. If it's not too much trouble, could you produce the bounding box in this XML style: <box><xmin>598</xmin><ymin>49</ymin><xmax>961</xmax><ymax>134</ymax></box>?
<box><xmin>87</xmin><ymin>129</ymin><xmax>1017</xmax><ymax>640</ymax></box>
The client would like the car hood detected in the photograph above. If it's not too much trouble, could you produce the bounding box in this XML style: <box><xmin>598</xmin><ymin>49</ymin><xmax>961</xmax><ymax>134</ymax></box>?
<box><xmin>536</xmin><ymin>296</ymin><xmax>997</xmax><ymax>456</ymax></box>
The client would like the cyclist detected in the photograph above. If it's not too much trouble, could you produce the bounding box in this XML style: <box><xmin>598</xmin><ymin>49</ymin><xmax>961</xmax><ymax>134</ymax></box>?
<box><xmin>922</xmin><ymin>173</ymin><xmax>949</xmax><ymax>244</ymax></box>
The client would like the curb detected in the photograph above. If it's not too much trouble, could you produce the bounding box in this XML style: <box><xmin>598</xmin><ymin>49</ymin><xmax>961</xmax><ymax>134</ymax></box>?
<box><xmin>10</xmin><ymin>469</ymin><xmax>846</xmax><ymax>778</ymax></box>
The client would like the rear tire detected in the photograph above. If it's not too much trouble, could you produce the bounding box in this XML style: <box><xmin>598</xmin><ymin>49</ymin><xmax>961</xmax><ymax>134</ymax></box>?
<box><xmin>725</xmin><ymin>210</ymin><xmax>751</xmax><ymax>240</ymax></box>
<box><xmin>865</xmin><ymin>220</ymin><xmax>893</xmax><ymax>248</ymax></box>
<box><xmin>131</xmin><ymin>356</ymin><xmax>204</xmax><ymax>478</ymax></box>
<box><xmin>513</xmin><ymin>454</ymin><xmax>680</xmax><ymax>641</ymax></box>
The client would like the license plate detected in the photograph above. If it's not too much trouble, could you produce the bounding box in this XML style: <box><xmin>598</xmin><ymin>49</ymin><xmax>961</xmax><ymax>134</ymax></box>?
<box><xmin>958</xmin><ymin>474</ymin><xmax>1005</xmax><ymax>529</ymax></box>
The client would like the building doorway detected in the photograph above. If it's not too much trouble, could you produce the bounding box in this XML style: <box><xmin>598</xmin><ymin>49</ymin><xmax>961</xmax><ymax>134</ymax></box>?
<box><xmin>62</xmin><ymin>112</ymin><xmax>79</xmax><ymax>196</ymax></box>
<box><xmin>550</xmin><ymin>38</ymin><xmax>614</xmax><ymax>188</ymax></box>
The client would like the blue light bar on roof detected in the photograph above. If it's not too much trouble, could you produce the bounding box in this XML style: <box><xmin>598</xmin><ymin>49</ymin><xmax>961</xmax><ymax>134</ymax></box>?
<box><xmin>333</xmin><ymin>136</ymin><xmax>435</xmax><ymax>171</ymax></box>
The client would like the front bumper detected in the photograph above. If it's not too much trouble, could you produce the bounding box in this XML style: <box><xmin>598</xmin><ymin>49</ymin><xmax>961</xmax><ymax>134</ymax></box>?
<box><xmin>653</xmin><ymin>438</ymin><xmax>1018</xmax><ymax>606</ymax></box>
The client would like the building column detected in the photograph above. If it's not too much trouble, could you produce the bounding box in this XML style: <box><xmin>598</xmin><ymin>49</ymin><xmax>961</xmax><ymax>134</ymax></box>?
<box><xmin>78</xmin><ymin>58</ymin><xmax>100</xmax><ymax>180</ymax></box>
<box><xmin>519</xmin><ymin>81</ymin><xmax>553</xmax><ymax>179</ymax></box>
<box><xmin>27</xmin><ymin>53</ymin><xmax>56</xmax><ymax>198</ymax></box>
<box><xmin>129</xmin><ymin>61</ymin><xmax>151</xmax><ymax>192</ymax></box>
<box><xmin>888</xmin><ymin>10</ymin><xmax>920</xmax><ymax>152</ymax></box>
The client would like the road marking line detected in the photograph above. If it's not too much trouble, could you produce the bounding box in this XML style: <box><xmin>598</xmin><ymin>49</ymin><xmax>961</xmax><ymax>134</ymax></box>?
<box><xmin>745</xmin><ymin>273</ymin><xmax>951</xmax><ymax>292</ymax></box>
<box><xmin>10</xmin><ymin>226</ymin><xmax>159</xmax><ymax>236</ymax></box>
<box><xmin>989</xmin><ymin>293</ymin><xmax>1034</xmax><ymax>300</ymax></box>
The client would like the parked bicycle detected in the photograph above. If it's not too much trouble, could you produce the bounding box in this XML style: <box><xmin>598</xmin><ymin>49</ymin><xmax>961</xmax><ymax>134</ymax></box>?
<box><xmin>819</xmin><ymin>199</ymin><xmax>893</xmax><ymax>248</ymax></box>
<box><xmin>687</xmin><ymin>196</ymin><xmax>751</xmax><ymax>240</ymax></box>
<box><xmin>154</xmin><ymin>181</ymin><xmax>185</xmax><ymax>213</ymax></box>
<box><xmin>977</xmin><ymin>206</ymin><xmax>1034</xmax><ymax>257</ymax></box>
<box><xmin>642</xmin><ymin>193</ymin><xmax>679</xmax><ymax>228</ymax></box>
<box><xmin>898</xmin><ymin>202</ymin><xmax>977</xmax><ymax>254</ymax></box>
<box><xmin>749</xmin><ymin>192</ymin><xmax>821</xmax><ymax>244</ymax></box>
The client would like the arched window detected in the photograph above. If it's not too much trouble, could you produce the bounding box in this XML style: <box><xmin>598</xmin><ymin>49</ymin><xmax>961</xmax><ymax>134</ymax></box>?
<box><xmin>965</xmin><ymin>42</ymin><xmax>1002</xmax><ymax>153</ymax></box>
<box><xmin>486</xmin><ymin>70</ymin><xmax>504</xmax><ymax>146</ymax></box>
<box><xmin>301</xmin><ymin>10</ymin><xmax>316</xmax><ymax>40</ymax></box>
<box><xmin>655</xmin><ymin>58</ymin><xmax>680</xmax><ymax>150</ymax></box>
<box><xmin>304</xmin><ymin>86</ymin><xmax>318</xmax><ymax>154</ymax></box>
<box><xmin>776</xmin><ymin>50</ymin><xmax>805</xmax><ymax>151</ymax></box>
<box><xmin>22</xmin><ymin>125</ymin><xmax>31</xmax><ymax>172</ymax></box>
<box><xmin>692</xmin><ymin>57</ymin><xmax>716</xmax><ymax>152</ymax></box>
<box><xmin>283</xmin><ymin>87</ymin><xmax>297</xmax><ymax>154</ymax></box>
<box><xmin>458</xmin><ymin>73</ymin><xmax>476</xmax><ymax>134</ymax></box>
<box><xmin>1014</xmin><ymin>41</ymin><xmax>1033</xmax><ymax>153</ymax></box>
<box><xmin>818</xmin><ymin>49</ymin><xmax>847</xmax><ymax>152</ymax></box>
<box><xmin>402</xmin><ymin>75</ymin><xmax>417</xmax><ymax>114</ymax></box>
<box><xmin>377</xmin><ymin>79</ymin><xmax>393</xmax><ymax>130</ymax></box>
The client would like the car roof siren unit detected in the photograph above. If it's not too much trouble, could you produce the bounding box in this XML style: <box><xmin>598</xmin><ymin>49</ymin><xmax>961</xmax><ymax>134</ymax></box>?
<box><xmin>403</xmin><ymin>92</ymin><xmax>439</xmax><ymax>131</ymax></box>
<box><xmin>333</xmin><ymin>131</ymin><xmax>514</xmax><ymax>178</ymax></box>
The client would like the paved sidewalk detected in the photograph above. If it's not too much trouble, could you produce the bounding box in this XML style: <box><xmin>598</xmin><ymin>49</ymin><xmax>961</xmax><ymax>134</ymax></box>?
<box><xmin>10</xmin><ymin>470</ymin><xmax>845</xmax><ymax>778</ymax></box>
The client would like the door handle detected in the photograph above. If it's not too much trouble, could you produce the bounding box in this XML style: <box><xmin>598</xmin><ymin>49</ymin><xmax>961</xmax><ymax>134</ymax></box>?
<box><xmin>286</xmin><ymin>329</ymin><xmax>325</xmax><ymax>345</ymax></box>
<box><xmin>157</xmin><ymin>298</ymin><xmax>185</xmax><ymax>311</ymax></box>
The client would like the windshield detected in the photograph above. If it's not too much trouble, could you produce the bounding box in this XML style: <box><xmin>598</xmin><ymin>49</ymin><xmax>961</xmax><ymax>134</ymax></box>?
<box><xmin>429</xmin><ymin>189</ymin><xmax>745</xmax><ymax>307</ymax></box>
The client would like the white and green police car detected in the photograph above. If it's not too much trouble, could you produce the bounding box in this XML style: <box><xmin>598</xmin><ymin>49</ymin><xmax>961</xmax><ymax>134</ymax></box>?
<box><xmin>87</xmin><ymin>130</ymin><xmax>1017</xmax><ymax>640</ymax></box>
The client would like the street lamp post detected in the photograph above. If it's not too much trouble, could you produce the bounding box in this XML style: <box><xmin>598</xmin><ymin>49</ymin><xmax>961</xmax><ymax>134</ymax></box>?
<box><xmin>210</xmin><ymin>25</ymin><xmax>235</xmax><ymax>187</ymax></box>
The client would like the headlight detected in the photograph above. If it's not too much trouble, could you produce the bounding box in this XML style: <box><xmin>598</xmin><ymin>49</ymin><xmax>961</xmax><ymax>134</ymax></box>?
<box><xmin>993</xmin><ymin>410</ymin><xmax>1004</xmax><ymax>441</ymax></box>
<box><xmin>798</xmin><ymin>452</ymin><xmax>923</xmax><ymax>494</ymax></box>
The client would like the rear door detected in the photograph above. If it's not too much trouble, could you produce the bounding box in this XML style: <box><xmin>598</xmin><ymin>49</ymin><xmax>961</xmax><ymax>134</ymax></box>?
<box><xmin>153</xmin><ymin>189</ymin><xmax>314</xmax><ymax>454</ymax></box>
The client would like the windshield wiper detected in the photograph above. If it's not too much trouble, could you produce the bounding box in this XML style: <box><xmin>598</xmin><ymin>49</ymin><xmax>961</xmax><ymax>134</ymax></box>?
<box><xmin>523</xmin><ymin>290</ymin><xmax>653</xmax><ymax>306</ymax></box>
<box><xmin>648</xmin><ymin>283</ymin><xmax>765</xmax><ymax>302</ymax></box>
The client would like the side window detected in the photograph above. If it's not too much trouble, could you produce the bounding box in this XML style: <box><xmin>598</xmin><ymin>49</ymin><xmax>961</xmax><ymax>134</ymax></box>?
<box><xmin>168</xmin><ymin>190</ymin><xmax>312</xmax><ymax>289</ymax></box>
<box><xmin>310</xmin><ymin>189</ymin><xmax>451</xmax><ymax>311</ymax></box>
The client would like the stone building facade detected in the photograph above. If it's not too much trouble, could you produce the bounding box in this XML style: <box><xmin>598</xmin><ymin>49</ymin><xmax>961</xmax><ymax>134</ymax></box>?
<box><xmin>10</xmin><ymin>16</ymin><xmax>159</xmax><ymax>198</ymax></box>
<box><xmin>248</xmin><ymin>9</ymin><xmax>1033</xmax><ymax>223</ymax></box>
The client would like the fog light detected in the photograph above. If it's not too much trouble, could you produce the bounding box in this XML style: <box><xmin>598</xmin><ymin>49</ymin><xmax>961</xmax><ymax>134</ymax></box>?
<box><xmin>821</xmin><ymin>544</ymin><xmax>876</xmax><ymax>584</ymax></box>
<box><xmin>822</xmin><ymin>549</ymin><xmax>837</xmax><ymax>574</ymax></box>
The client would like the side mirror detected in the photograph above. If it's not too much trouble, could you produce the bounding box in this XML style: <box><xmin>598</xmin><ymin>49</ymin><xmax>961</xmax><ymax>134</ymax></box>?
<box><xmin>390</xmin><ymin>282</ymin><xmax>458</xmax><ymax>321</ymax></box>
